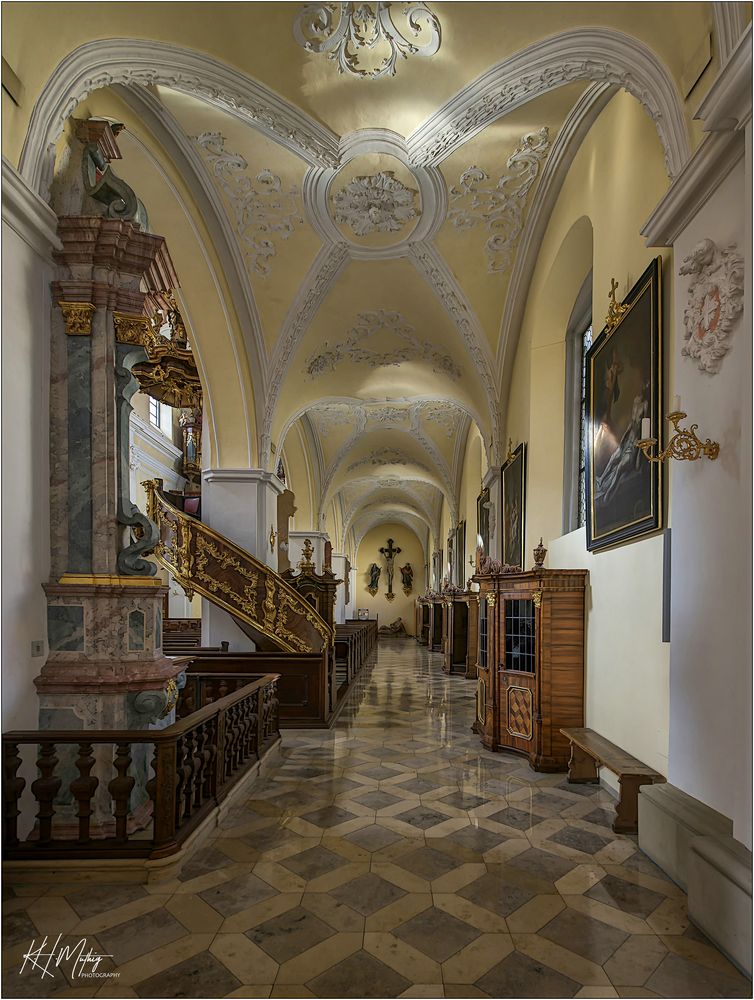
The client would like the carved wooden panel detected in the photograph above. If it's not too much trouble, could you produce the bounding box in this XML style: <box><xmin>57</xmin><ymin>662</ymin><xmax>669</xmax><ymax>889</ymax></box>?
<box><xmin>507</xmin><ymin>686</ymin><xmax>533</xmax><ymax>740</ymax></box>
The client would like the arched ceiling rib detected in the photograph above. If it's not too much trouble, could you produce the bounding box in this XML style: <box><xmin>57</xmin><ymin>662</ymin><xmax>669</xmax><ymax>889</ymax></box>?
<box><xmin>23</xmin><ymin>11</ymin><xmax>700</xmax><ymax>536</ymax></box>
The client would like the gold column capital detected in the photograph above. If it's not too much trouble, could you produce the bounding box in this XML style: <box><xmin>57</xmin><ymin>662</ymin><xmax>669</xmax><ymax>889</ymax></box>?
<box><xmin>59</xmin><ymin>301</ymin><xmax>95</xmax><ymax>336</ymax></box>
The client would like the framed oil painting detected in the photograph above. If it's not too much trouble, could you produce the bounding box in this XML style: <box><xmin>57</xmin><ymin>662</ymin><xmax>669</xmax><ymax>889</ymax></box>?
<box><xmin>502</xmin><ymin>442</ymin><xmax>526</xmax><ymax>569</ymax></box>
<box><xmin>585</xmin><ymin>257</ymin><xmax>662</xmax><ymax>551</ymax></box>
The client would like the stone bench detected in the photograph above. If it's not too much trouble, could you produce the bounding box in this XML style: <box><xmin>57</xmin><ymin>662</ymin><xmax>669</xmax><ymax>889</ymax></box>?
<box><xmin>561</xmin><ymin>727</ymin><xmax>665</xmax><ymax>833</ymax></box>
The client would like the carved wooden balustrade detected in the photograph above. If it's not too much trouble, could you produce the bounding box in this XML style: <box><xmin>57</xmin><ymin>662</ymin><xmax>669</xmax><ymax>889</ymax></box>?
<box><xmin>2</xmin><ymin>673</ymin><xmax>279</xmax><ymax>861</ymax></box>
<box><xmin>144</xmin><ymin>480</ymin><xmax>333</xmax><ymax>655</ymax></box>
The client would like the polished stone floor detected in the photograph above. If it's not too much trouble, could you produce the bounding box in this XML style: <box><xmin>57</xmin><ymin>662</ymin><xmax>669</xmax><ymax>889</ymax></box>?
<box><xmin>3</xmin><ymin>640</ymin><xmax>751</xmax><ymax>998</ymax></box>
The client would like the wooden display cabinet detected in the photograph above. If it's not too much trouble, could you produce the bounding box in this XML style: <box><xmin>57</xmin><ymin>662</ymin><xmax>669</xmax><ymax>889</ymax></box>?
<box><xmin>443</xmin><ymin>595</ymin><xmax>479</xmax><ymax>678</ymax></box>
<box><xmin>473</xmin><ymin>568</ymin><xmax>587</xmax><ymax>771</ymax></box>
<box><xmin>428</xmin><ymin>599</ymin><xmax>443</xmax><ymax>652</ymax></box>
<box><xmin>415</xmin><ymin>599</ymin><xmax>430</xmax><ymax>645</ymax></box>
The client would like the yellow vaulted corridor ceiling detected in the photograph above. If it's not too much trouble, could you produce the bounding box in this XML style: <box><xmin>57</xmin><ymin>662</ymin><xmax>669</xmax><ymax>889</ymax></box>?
<box><xmin>2</xmin><ymin>0</ymin><xmax>721</xmax><ymax>547</ymax></box>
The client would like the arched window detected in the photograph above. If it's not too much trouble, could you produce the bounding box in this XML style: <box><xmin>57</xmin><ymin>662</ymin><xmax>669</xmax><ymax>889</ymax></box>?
<box><xmin>276</xmin><ymin>457</ymin><xmax>287</xmax><ymax>485</ymax></box>
<box><xmin>563</xmin><ymin>273</ymin><xmax>593</xmax><ymax>533</ymax></box>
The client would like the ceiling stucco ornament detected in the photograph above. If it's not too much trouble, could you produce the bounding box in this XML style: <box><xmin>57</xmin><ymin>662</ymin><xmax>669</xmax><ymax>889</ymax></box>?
<box><xmin>417</xmin><ymin>401</ymin><xmax>460</xmax><ymax>438</ymax></box>
<box><xmin>293</xmin><ymin>2</ymin><xmax>441</xmax><ymax>80</ymax></box>
<box><xmin>679</xmin><ymin>239</ymin><xmax>744</xmax><ymax>375</ymax></box>
<box><xmin>309</xmin><ymin>402</ymin><xmax>360</xmax><ymax>431</ymax></box>
<box><xmin>193</xmin><ymin>132</ymin><xmax>303</xmax><ymax>277</ymax></box>
<box><xmin>304</xmin><ymin>309</ymin><xmax>461</xmax><ymax>379</ymax></box>
<box><xmin>367</xmin><ymin>404</ymin><xmax>411</xmax><ymax>426</ymax></box>
<box><xmin>347</xmin><ymin>448</ymin><xmax>430</xmax><ymax>472</ymax></box>
<box><xmin>332</xmin><ymin>170</ymin><xmax>419</xmax><ymax>236</ymax></box>
<box><xmin>448</xmin><ymin>128</ymin><xmax>550</xmax><ymax>273</ymax></box>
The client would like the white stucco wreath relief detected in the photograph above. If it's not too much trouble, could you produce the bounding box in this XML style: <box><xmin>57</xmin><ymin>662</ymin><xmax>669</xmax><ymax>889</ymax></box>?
<box><xmin>448</xmin><ymin>127</ymin><xmax>550</xmax><ymax>273</ymax></box>
<box><xmin>304</xmin><ymin>309</ymin><xmax>462</xmax><ymax>379</ymax></box>
<box><xmin>193</xmin><ymin>132</ymin><xmax>303</xmax><ymax>276</ymax></box>
<box><xmin>332</xmin><ymin>171</ymin><xmax>419</xmax><ymax>236</ymax></box>
<box><xmin>679</xmin><ymin>238</ymin><xmax>744</xmax><ymax>375</ymax></box>
<box><xmin>293</xmin><ymin>2</ymin><xmax>441</xmax><ymax>79</ymax></box>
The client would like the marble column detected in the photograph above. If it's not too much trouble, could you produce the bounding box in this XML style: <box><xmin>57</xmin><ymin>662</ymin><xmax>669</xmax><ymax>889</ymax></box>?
<box><xmin>39</xmin><ymin>121</ymin><xmax>188</xmax><ymax>742</ymax></box>
<box><xmin>200</xmin><ymin>468</ymin><xmax>285</xmax><ymax>648</ymax></box>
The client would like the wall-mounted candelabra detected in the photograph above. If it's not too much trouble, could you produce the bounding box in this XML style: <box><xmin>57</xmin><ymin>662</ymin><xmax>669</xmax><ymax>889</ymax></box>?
<box><xmin>636</xmin><ymin>397</ymin><xmax>719</xmax><ymax>463</ymax></box>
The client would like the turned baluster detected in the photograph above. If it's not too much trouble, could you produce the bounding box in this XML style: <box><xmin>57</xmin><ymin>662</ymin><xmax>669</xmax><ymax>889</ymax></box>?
<box><xmin>257</xmin><ymin>688</ymin><xmax>265</xmax><ymax>756</ymax></box>
<box><xmin>174</xmin><ymin>735</ymin><xmax>192</xmax><ymax>825</ymax></box>
<box><xmin>214</xmin><ymin>711</ymin><xmax>226</xmax><ymax>796</ymax></box>
<box><xmin>269</xmin><ymin>680</ymin><xmax>280</xmax><ymax>739</ymax></box>
<box><xmin>181</xmin><ymin>731</ymin><xmax>197</xmax><ymax>821</ymax></box>
<box><xmin>31</xmin><ymin>743</ymin><xmax>62</xmax><ymax>845</ymax></box>
<box><xmin>191</xmin><ymin>726</ymin><xmax>205</xmax><ymax>809</ymax></box>
<box><xmin>3</xmin><ymin>741</ymin><xmax>26</xmax><ymax>847</ymax></box>
<box><xmin>240</xmin><ymin>699</ymin><xmax>252</xmax><ymax>764</ymax></box>
<box><xmin>225</xmin><ymin>704</ymin><xmax>238</xmax><ymax>778</ymax></box>
<box><xmin>200</xmin><ymin>721</ymin><xmax>215</xmax><ymax>800</ymax></box>
<box><xmin>248</xmin><ymin>696</ymin><xmax>259</xmax><ymax>760</ymax></box>
<box><xmin>69</xmin><ymin>742</ymin><xmax>99</xmax><ymax>844</ymax></box>
<box><xmin>108</xmin><ymin>743</ymin><xmax>135</xmax><ymax>842</ymax></box>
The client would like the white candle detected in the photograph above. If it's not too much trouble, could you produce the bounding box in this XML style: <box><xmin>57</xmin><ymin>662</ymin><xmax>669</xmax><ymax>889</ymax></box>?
<box><xmin>672</xmin><ymin>394</ymin><xmax>681</xmax><ymax>413</ymax></box>
<box><xmin>641</xmin><ymin>417</ymin><xmax>651</xmax><ymax>440</ymax></box>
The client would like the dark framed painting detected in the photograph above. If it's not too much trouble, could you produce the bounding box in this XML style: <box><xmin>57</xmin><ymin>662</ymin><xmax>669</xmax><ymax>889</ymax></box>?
<box><xmin>585</xmin><ymin>257</ymin><xmax>663</xmax><ymax>551</ymax></box>
<box><xmin>502</xmin><ymin>442</ymin><xmax>526</xmax><ymax>569</ymax></box>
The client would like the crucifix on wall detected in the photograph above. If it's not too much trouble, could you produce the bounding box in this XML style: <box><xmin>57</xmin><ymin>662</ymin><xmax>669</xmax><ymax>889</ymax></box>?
<box><xmin>379</xmin><ymin>537</ymin><xmax>402</xmax><ymax>602</ymax></box>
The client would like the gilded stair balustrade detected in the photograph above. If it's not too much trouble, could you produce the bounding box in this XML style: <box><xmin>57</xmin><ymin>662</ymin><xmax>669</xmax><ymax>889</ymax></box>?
<box><xmin>143</xmin><ymin>480</ymin><xmax>333</xmax><ymax>653</ymax></box>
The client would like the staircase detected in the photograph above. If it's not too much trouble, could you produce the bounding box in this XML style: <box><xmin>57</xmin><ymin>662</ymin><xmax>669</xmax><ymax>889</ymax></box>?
<box><xmin>144</xmin><ymin>480</ymin><xmax>333</xmax><ymax>655</ymax></box>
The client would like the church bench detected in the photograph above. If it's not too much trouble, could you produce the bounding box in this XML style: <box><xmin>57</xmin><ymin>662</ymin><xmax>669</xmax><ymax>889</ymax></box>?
<box><xmin>560</xmin><ymin>727</ymin><xmax>665</xmax><ymax>834</ymax></box>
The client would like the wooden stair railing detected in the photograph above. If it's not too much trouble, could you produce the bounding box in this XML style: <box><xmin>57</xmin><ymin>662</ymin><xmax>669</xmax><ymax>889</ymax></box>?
<box><xmin>2</xmin><ymin>673</ymin><xmax>280</xmax><ymax>861</ymax></box>
<box><xmin>143</xmin><ymin>480</ymin><xmax>333</xmax><ymax>655</ymax></box>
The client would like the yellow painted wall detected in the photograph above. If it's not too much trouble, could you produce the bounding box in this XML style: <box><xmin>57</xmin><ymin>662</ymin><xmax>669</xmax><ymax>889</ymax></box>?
<box><xmin>457</xmin><ymin>423</ymin><xmax>484</xmax><ymax>588</ymax></box>
<box><xmin>506</xmin><ymin>89</ymin><xmax>673</xmax><ymax>778</ymax></box>
<box><xmin>284</xmin><ymin>424</ymin><xmax>315</xmax><ymax>532</ymax></box>
<box><xmin>355</xmin><ymin>523</ymin><xmax>426</xmax><ymax>634</ymax></box>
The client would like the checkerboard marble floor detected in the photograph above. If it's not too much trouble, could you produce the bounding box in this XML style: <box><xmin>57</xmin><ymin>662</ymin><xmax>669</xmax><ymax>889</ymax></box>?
<box><xmin>3</xmin><ymin>640</ymin><xmax>751</xmax><ymax>998</ymax></box>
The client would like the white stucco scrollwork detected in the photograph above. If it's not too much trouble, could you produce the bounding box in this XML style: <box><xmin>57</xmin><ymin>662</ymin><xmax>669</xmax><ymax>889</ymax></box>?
<box><xmin>679</xmin><ymin>238</ymin><xmax>744</xmax><ymax>375</ymax></box>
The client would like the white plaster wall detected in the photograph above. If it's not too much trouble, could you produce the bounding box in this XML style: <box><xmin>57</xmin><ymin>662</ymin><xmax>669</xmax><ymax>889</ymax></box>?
<box><xmin>667</xmin><ymin>157</ymin><xmax>752</xmax><ymax>846</ymax></box>
<box><xmin>200</xmin><ymin>470</ymin><xmax>283</xmax><ymax>651</ymax></box>
<box><xmin>550</xmin><ymin>529</ymin><xmax>670</xmax><ymax>784</ymax></box>
<box><xmin>1</xmin><ymin>223</ymin><xmax>51</xmax><ymax>729</ymax></box>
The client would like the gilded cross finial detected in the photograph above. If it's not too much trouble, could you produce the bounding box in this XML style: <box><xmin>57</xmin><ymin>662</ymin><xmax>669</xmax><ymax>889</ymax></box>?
<box><xmin>605</xmin><ymin>277</ymin><xmax>629</xmax><ymax>333</ymax></box>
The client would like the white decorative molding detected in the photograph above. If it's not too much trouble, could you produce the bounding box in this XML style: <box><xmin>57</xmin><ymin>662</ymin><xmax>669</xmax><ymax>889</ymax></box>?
<box><xmin>332</xmin><ymin>170</ymin><xmax>418</xmax><ymax>236</ymax></box>
<box><xmin>19</xmin><ymin>38</ymin><xmax>341</xmax><ymax>199</ymax></box>
<box><xmin>416</xmin><ymin>400</ymin><xmax>461</xmax><ymax>438</ymax></box>
<box><xmin>712</xmin><ymin>2</ymin><xmax>748</xmax><ymax>66</ymax></box>
<box><xmin>679</xmin><ymin>239</ymin><xmax>744</xmax><ymax>374</ymax></box>
<box><xmin>309</xmin><ymin>402</ymin><xmax>362</xmax><ymax>432</ymax></box>
<box><xmin>304</xmin><ymin>129</ymin><xmax>446</xmax><ymax>256</ymax></box>
<box><xmin>114</xmin><ymin>84</ymin><xmax>267</xmax><ymax>459</ymax></box>
<box><xmin>409</xmin><ymin>243</ymin><xmax>501</xmax><ymax>463</ymax></box>
<box><xmin>293</xmin><ymin>2</ymin><xmax>441</xmax><ymax>80</ymax></box>
<box><xmin>695</xmin><ymin>24</ymin><xmax>752</xmax><ymax>132</ymax></box>
<box><xmin>303</xmin><ymin>309</ymin><xmax>461</xmax><ymax>379</ymax></box>
<box><xmin>641</xmin><ymin>131</ymin><xmax>745</xmax><ymax>247</ymax></box>
<box><xmin>1</xmin><ymin>156</ymin><xmax>62</xmax><ymax>260</ymax></box>
<box><xmin>131</xmin><ymin>412</ymin><xmax>183</xmax><ymax>462</ymax></box>
<box><xmin>448</xmin><ymin>127</ymin><xmax>550</xmax><ymax>272</ymax></box>
<box><xmin>495</xmin><ymin>82</ymin><xmax>614</xmax><ymax>389</ymax></box>
<box><xmin>347</xmin><ymin>448</ymin><xmax>430</xmax><ymax>472</ymax></box>
<box><xmin>193</xmin><ymin>132</ymin><xmax>303</xmax><ymax>277</ymax></box>
<box><xmin>406</xmin><ymin>28</ymin><xmax>690</xmax><ymax>178</ymax></box>
<box><xmin>366</xmin><ymin>404</ymin><xmax>411</xmax><ymax>426</ymax></box>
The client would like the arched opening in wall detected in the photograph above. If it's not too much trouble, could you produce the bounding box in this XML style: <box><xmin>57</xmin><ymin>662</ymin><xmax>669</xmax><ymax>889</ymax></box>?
<box><xmin>563</xmin><ymin>270</ymin><xmax>593</xmax><ymax>534</ymax></box>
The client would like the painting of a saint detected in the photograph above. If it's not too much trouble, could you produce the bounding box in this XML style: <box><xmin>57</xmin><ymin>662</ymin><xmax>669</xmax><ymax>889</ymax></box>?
<box><xmin>586</xmin><ymin>258</ymin><xmax>662</xmax><ymax>551</ymax></box>
<box><xmin>502</xmin><ymin>443</ymin><xmax>526</xmax><ymax>569</ymax></box>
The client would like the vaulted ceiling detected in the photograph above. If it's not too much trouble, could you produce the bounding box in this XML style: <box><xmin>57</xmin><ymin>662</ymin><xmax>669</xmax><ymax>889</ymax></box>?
<box><xmin>21</xmin><ymin>1</ymin><xmax>713</xmax><ymax>552</ymax></box>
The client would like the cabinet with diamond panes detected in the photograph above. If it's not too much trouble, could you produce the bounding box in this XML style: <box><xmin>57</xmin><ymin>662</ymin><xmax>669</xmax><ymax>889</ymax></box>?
<box><xmin>473</xmin><ymin>568</ymin><xmax>587</xmax><ymax>771</ymax></box>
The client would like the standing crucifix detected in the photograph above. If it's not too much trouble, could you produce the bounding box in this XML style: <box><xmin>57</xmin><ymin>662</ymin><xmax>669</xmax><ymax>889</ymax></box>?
<box><xmin>379</xmin><ymin>537</ymin><xmax>402</xmax><ymax>599</ymax></box>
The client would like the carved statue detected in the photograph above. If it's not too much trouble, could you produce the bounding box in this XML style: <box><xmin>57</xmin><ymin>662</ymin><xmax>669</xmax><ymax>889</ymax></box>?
<box><xmin>400</xmin><ymin>562</ymin><xmax>413</xmax><ymax>595</ymax></box>
<box><xmin>367</xmin><ymin>563</ymin><xmax>381</xmax><ymax>595</ymax></box>
<box><xmin>379</xmin><ymin>537</ymin><xmax>402</xmax><ymax>596</ymax></box>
